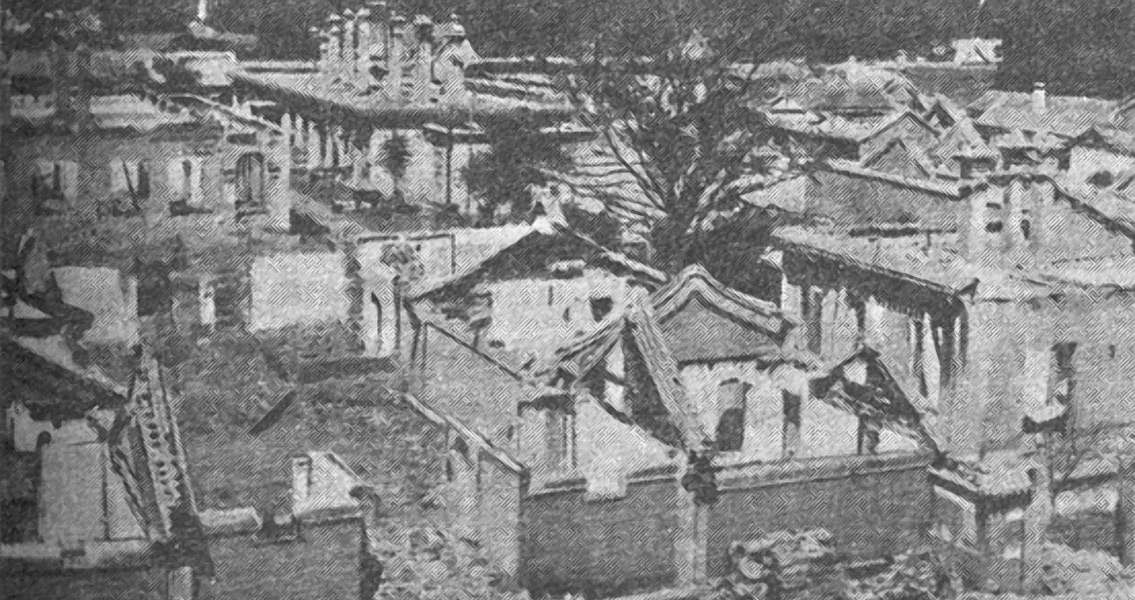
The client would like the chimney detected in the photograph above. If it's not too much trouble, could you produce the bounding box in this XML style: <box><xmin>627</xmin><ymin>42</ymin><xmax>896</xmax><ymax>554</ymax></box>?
<box><xmin>196</xmin><ymin>0</ymin><xmax>208</xmax><ymax>23</ymax></box>
<box><xmin>1032</xmin><ymin>82</ymin><xmax>1046</xmax><ymax>113</ymax></box>
<box><xmin>291</xmin><ymin>454</ymin><xmax>313</xmax><ymax>506</ymax></box>
<box><xmin>355</xmin><ymin>7</ymin><xmax>373</xmax><ymax>85</ymax></box>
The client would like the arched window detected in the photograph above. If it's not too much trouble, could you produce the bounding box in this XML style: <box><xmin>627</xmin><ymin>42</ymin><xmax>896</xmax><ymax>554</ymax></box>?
<box><xmin>716</xmin><ymin>379</ymin><xmax>748</xmax><ymax>452</ymax></box>
<box><xmin>36</xmin><ymin>432</ymin><xmax>52</xmax><ymax>449</ymax></box>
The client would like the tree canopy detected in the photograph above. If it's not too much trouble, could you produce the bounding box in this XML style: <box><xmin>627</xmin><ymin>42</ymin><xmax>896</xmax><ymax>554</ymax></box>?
<box><xmin>7</xmin><ymin>0</ymin><xmax>982</xmax><ymax>61</ymax></box>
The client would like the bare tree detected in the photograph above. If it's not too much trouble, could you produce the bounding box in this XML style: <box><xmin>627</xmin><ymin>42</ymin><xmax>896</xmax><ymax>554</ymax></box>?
<box><xmin>555</xmin><ymin>13</ymin><xmax>809</xmax><ymax>273</ymax></box>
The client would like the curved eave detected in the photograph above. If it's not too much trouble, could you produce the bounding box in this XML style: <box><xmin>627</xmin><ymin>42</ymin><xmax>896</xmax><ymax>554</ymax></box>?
<box><xmin>231</xmin><ymin>71</ymin><xmax>577</xmax><ymax>127</ymax></box>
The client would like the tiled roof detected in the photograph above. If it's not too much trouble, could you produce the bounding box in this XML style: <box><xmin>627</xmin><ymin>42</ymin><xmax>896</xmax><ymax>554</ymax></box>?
<box><xmin>973</xmin><ymin>91</ymin><xmax>1117</xmax><ymax>138</ymax></box>
<box><xmin>230</xmin><ymin>69</ymin><xmax>576</xmax><ymax>127</ymax></box>
<box><xmin>542</xmin><ymin>266</ymin><xmax>812</xmax><ymax>450</ymax></box>
<box><xmin>774</xmin><ymin>226</ymin><xmax>978</xmax><ymax>294</ymax></box>
<box><xmin>823</xmin><ymin>159</ymin><xmax>968</xmax><ymax>197</ymax></box>
<box><xmin>652</xmin><ymin>264</ymin><xmax>796</xmax><ymax>339</ymax></box>
<box><xmin>928</xmin><ymin>118</ymin><xmax>997</xmax><ymax>164</ymax></box>
<box><xmin>1072</xmin><ymin>124</ymin><xmax>1135</xmax><ymax>157</ymax></box>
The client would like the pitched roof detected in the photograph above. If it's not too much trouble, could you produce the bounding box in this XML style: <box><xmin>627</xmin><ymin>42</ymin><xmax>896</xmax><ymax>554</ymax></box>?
<box><xmin>542</xmin><ymin>266</ymin><xmax>812</xmax><ymax>450</ymax></box>
<box><xmin>0</xmin><ymin>328</ymin><xmax>127</xmax><ymax>421</ymax></box>
<box><xmin>409</xmin><ymin>219</ymin><xmax>666</xmax><ymax>300</ymax></box>
<box><xmin>650</xmin><ymin>265</ymin><xmax>799</xmax><ymax>363</ymax></box>
<box><xmin>973</xmin><ymin>91</ymin><xmax>1117</xmax><ymax>138</ymax></box>
<box><xmin>774</xmin><ymin>226</ymin><xmax>978</xmax><ymax>294</ymax></box>
<box><xmin>1069</xmin><ymin>124</ymin><xmax>1135</xmax><ymax>157</ymax></box>
<box><xmin>551</xmin><ymin>304</ymin><xmax>709</xmax><ymax>452</ymax></box>
<box><xmin>928</xmin><ymin>118</ymin><xmax>998</xmax><ymax>164</ymax></box>
<box><xmin>823</xmin><ymin>159</ymin><xmax>969</xmax><ymax>198</ymax></box>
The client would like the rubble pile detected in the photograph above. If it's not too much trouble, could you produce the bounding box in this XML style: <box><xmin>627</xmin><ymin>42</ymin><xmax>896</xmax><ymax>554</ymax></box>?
<box><xmin>1033</xmin><ymin>543</ymin><xmax>1129</xmax><ymax>596</ymax></box>
<box><xmin>705</xmin><ymin>528</ymin><xmax>844</xmax><ymax>600</ymax></box>
<box><xmin>372</xmin><ymin>524</ymin><xmax>527</xmax><ymax>600</ymax></box>
<box><xmin>839</xmin><ymin>553</ymin><xmax>947</xmax><ymax>600</ymax></box>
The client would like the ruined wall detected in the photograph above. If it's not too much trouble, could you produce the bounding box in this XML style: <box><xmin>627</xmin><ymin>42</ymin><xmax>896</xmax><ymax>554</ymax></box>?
<box><xmin>953</xmin><ymin>289</ymin><xmax>1135</xmax><ymax>452</ymax></box>
<box><xmin>520</xmin><ymin>474</ymin><xmax>682</xmax><ymax>597</ymax></box>
<box><xmin>415</xmin><ymin>320</ymin><xmax>528</xmax><ymax>445</ymax></box>
<box><xmin>7</xmin><ymin>130</ymin><xmax>226</xmax><ymax>224</ymax></box>
<box><xmin>203</xmin><ymin>519</ymin><xmax>365</xmax><ymax>600</ymax></box>
<box><xmin>707</xmin><ymin>452</ymin><xmax>936</xmax><ymax>578</ymax></box>
<box><xmin>248</xmin><ymin>249</ymin><xmax>348</xmax><ymax>332</ymax></box>
<box><xmin>483</xmin><ymin>272</ymin><xmax>630</xmax><ymax>357</ymax></box>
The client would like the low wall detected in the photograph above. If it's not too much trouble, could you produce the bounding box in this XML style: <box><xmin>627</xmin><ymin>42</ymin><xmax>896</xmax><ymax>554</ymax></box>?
<box><xmin>203</xmin><ymin>519</ymin><xmax>365</xmax><ymax>600</ymax></box>
<box><xmin>707</xmin><ymin>452</ymin><xmax>936</xmax><ymax>578</ymax></box>
<box><xmin>521</xmin><ymin>473</ymin><xmax>682</xmax><ymax>598</ymax></box>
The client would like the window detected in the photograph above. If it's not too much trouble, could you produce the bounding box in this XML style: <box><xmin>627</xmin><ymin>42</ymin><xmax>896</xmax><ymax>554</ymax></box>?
<box><xmin>857</xmin><ymin>417</ymin><xmax>881</xmax><ymax>455</ymax></box>
<box><xmin>802</xmin><ymin>287</ymin><xmax>824</xmax><ymax>354</ymax></box>
<box><xmin>716</xmin><ymin>380</ymin><xmax>748</xmax><ymax>452</ymax></box>
<box><xmin>108</xmin><ymin>158</ymin><xmax>151</xmax><ymax>210</ymax></box>
<box><xmin>32</xmin><ymin>160</ymin><xmax>77</xmax><ymax>206</ymax></box>
<box><xmin>545</xmin><ymin>411</ymin><xmax>575</xmax><ymax>472</ymax></box>
<box><xmin>910</xmin><ymin>315</ymin><xmax>928</xmax><ymax>397</ymax></box>
<box><xmin>1050</xmin><ymin>342</ymin><xmax>1077</xmax><ymax>409</ymax></box>
<box><xmin>590</xmin><ymin>296</ymin><xmax>614</xmax><ymax>322</ymax></box>
<box><xmin>782</xmin><ymin>390</ymin><xmax>801</xmax><ymax>457</ymax></box>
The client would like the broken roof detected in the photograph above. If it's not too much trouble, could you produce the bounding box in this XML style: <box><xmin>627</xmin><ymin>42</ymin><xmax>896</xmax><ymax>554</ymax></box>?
<box><xmin>409</xmin><ymin>219</ymin><xmax>666</xmax><ymax>301</ymax></box>
<box><xmin>809</xmin><ymin>345</ymin><xmax>944</xmax><ymax>453</ymax></box>
<box><xmin>551</xmin><ymin>304</ymin><xmax>710</xmax><ymax>452</ymax></box>
<box><xmin>0</xmin><ymin>328</ymin><xmax>127</xmax><ymax>421</ymax></box>
<box><xmin>972</xmin><ymin>90</ymin><xmax>1117</xmax><ymax>138</ymax></box>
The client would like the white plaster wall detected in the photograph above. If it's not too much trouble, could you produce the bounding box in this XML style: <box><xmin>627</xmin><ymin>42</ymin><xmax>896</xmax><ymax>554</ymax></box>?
<box><xmin>800</xmin><ymin>395</ymin><xmax>860</xmax><ymax>458</ymax></box>
<box><xmin>53</xmin><ymin>266</ymin><xmax>139</xmax><ymax>346</ymax></box>
<box><xmin>249</xmin><ymin>251</ymin><xmax>348</xmax><ymax>331</ymax></box>
<box><xmin>485</xmin><ymin>271</ymin><xmax>628</xmax><ymax>354</ymax></box>
<box><xmin>1069</xmin><ymin>147</ymin><xmax>1135</xmax><ymax>186</ymax></box>
<box><xmin>576</xmin><ymin>396</ymin><xmax>672</xmax><ymax>496</ymax></box>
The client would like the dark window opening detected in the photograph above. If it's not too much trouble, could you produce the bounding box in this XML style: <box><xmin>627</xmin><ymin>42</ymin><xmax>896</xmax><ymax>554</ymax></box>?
<box><xmin>857</xmin><ymin>418</ymin><xmax>881</xmax><ymax>455</ymax></box>
<box><xmin>782</xmin><ymin>390</ymin><xmax>801</xmax><ymax>458</ymax></box>
<box><xmin>803</xmin><ymin>287</ymin><xmax>824</xmax><ymax>354</ymax></box>
<box><xmin>36</xmin><ymin>432</ymin><xmax>52</xmax><ymax>449</ymax></box>
<box><xmin>1050</xmin><ymin>342</ymin><xmax>1077</xmax><ymax>409</ymax></box>
<box><xmin>716</xmin><ymin>380</ymin><xmax>748</xmax><ymax>452</ymax></box>
<box><xmin>985</xmin><ymin>221</ymin><xmax>1004</xmax><ymax>233</ymax></box>
<box><xmin>1088</xmin><ymin>170</ymin><xmax>1115</xmax><ymax>188</ymax></box>
<box><xmin>1021</xmin><ymin>219</ymin><xmax>1032</xmax><ymax>240</ymax></box>
<box><xmin>590</xmin><ymin>296</ymin><xmax>614</xmax><ymax>322</ymax></box>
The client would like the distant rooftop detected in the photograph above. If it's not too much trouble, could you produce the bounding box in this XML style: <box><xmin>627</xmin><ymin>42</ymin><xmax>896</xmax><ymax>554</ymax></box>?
<box><xmin>972</xmin><ymin>89</ymin><xmax>1118</xmax><ymax>138</ymax></box>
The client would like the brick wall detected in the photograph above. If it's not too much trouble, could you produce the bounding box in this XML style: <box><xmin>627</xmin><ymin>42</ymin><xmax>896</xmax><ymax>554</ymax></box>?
<box><xmin>520</xmin><ymin>475</ymin><xmax>682</xmax><ymax>597</ymax></box>
<box><xmin>707</xmin><ymin>453</ymin><xmax>936</xmax><ymax>578</ymax></box>
<box><xmin>2</xmin><ymin>566</ymin><xmax>167</xmax><ymax>600</ymax></box>
<box><xmin>202</xmin><ymin>519</ymin><xmax>365</xmax><ymax>600</ymax></box>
